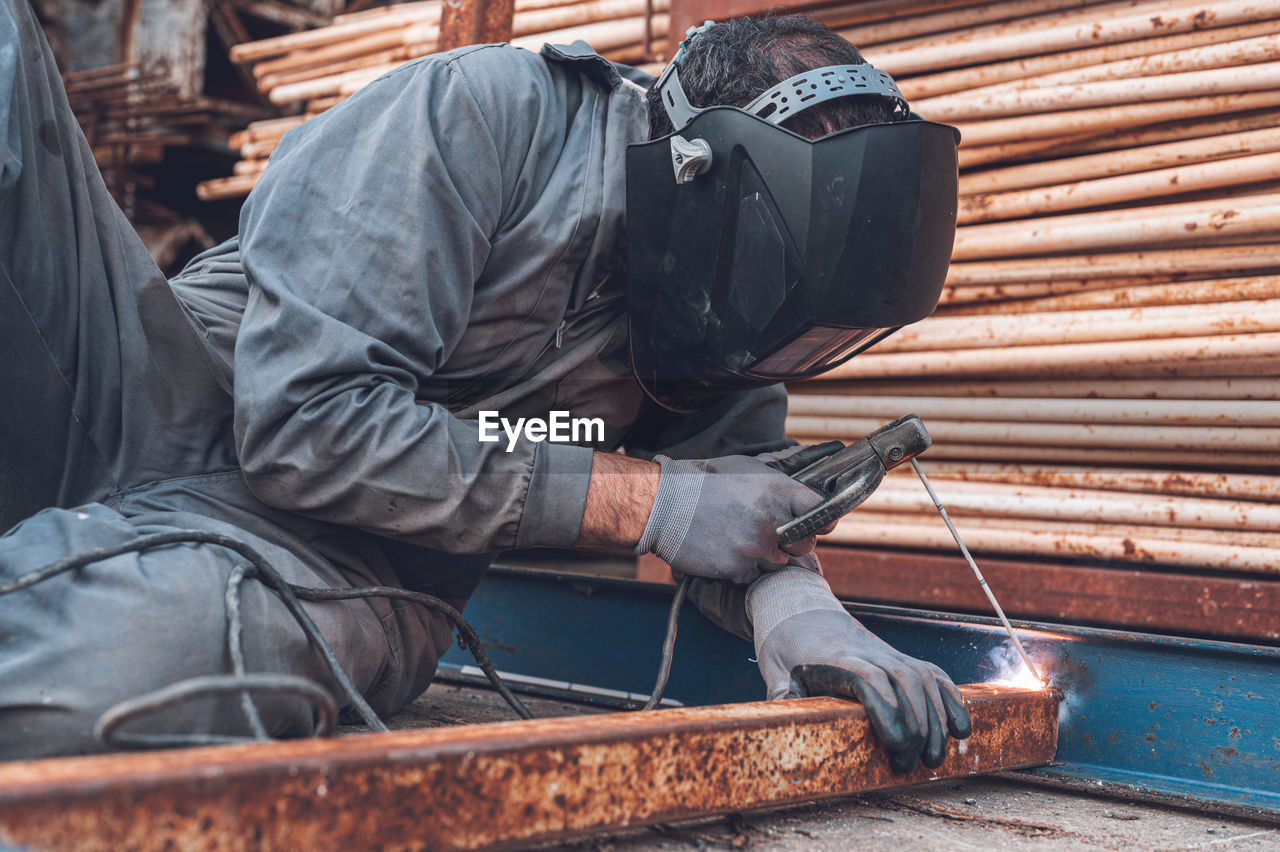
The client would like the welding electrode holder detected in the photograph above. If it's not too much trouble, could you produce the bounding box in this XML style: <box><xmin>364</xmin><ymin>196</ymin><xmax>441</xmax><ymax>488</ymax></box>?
<box><xmin>771</xmin><ymin>414</ymin><xmax>932</xmax><ymax>546</ymax></box>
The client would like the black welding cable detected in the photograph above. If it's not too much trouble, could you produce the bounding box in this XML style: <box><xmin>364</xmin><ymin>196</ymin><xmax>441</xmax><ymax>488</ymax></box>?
<box><xmin>225</xmin><ymin>562</ymin><xmax>270</xmax><ymax>740</ymax></box>
<box><xmin>641</xmin><ymin>575</ymin><xmax>689</xmax><ymax>711</ymax></box>
<box><xmin>0</xmin><ymin>529</ymin><xmax>536</xmax><ymax>733</ymax></box>
<box><xmin>3</xmin><ymin>528</ymin><xmax>688</xmax><ymax>738</ymax></box>
<box><xmin>94</xmin><ymin>674</ymin><xmax>338</xmax><ymax>749</ymax></box>
<box><xmin>0</xmin><ymin>530</ymin><xmax>387</xmax><ymax>732</ymax></box>
<box><xmin>290</xmin><ymin>584</ymin><xmax>534</xmax><ymax>721</ymax></box>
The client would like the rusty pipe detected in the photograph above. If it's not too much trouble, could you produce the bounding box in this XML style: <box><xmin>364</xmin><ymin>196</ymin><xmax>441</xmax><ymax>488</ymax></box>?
<box><xmin>951</xmin><ymin>198</ymin><xmax>1280</xmax><ymax>260</ymax></box>
<box><xmin>885</xmin><ymin>460</ymin><xmax>1280</xmax><ymax>501</ymax></box>
<box><xmin>790</xmin><ymin>376</ymin><xmax>1280</xmax><ymax>399</ymax></box>
<box><xmin>869</xmin><ymin>0</ymin><xmax>1274</xmax><ymax>76</ymax></box>
<box><xmin>926</xmin><ymin>56</ymin><xmax>1280</xmax><ymax>121</ymax></box>
<box><xmin>787</xmin><ymin>437</ymin><xmax>1280</xmax><ymax>470</ymax></box>
<box><xmin>862</xmin><ymin>478</ymin><xmax>1280</xmax><ymax>531</ymax></box>
<box><xmin>884</xmin><ymin>298</ymin><xmax>1280</xmax><ymax>350</ymax></box>
<box><xmin>823</xmin><ymin>331</ymin><xmax>1280</xmax><ymax>379</ymax></box>
<box><xmin>825</xmin><ymin>512</ymin><xmax>1280</xmax><ymax>571</ymax></box>
<box><xmin>786</xmin><ymin>414</ymin><xmax>1280</xmax><ymax>452</ymax></box>
<box><xmin>940</xmin><ymin>276</ymin><xmax>1280</xmax><ymax>314</ymax></box>
<box><xmin>850</xmin><ymin>510</ymin><xmax>1280</xmax><ymax>548</ymax></box>
<box><xmin>899</xmin><ymin>19</ymin><xmax>1280</xmax><ymax>100</ymax></box>
<box><xmin>959</xmin><ymin>127</ymin><xmax>1280</xmax><ymax>196</ymax></box>
<box><xmin>958</xmin><ymin>152</ymin><xmax>1280</xmax><ymax>224</ymax></box>
<box><xmin>944</xmin><ymin>245</ymin><xmax>1280</xmax><ymax>285</ymax></box>
<box><xmin>952</xmin><ymin>89</ymin><xmax>1280</xmax><ymax>148</ymax></box>
<box><xmin>786</xmin><ymin>392</ymin><xmax>1280</xmax><ymax>426</ymax></box>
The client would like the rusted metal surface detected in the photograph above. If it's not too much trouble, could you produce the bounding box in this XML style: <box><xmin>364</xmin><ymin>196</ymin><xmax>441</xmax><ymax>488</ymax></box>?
<box><xmin>816</xmin><ymin>546</ymin><xmax>1280</xmax><ymax>643</ymax></box>
<box><xmin>638</xmin><ymin>550</ymin><xmax>1280</xmax><ymax>642</ymax></box>
<box><xmin>0</xmin><ymin>686</ymin><xmax>1056</xmax><ymax>852</ymax></box>
<box><xmin>437</xmin><ymin>0</ymin><xmax>515</xmax><ymax>53</ymax></box>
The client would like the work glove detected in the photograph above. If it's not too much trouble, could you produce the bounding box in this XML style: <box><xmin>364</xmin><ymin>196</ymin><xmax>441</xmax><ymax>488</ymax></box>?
<box><xmin>635</xmin><ymin>453</ymin><xmax>825</xmax><ymax>585</ymax></box>
<box><xmin>747</xmin><ymin>565</ymin><xmax>972</xmax><ymax>772</ymax></box>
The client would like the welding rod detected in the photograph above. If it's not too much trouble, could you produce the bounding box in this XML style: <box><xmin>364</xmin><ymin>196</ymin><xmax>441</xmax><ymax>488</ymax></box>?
<box><xmin>910</xmin><ymin>458</ymin><xmax>1043</xmax><ymax>683</ymax></box>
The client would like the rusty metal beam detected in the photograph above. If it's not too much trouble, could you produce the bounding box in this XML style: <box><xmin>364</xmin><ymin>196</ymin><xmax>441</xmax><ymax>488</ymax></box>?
<box><xmin>638</xmin><ymin>551</ymin><xmax>1280</xmax><ymax>643</ymax></box>
<box><xmin>436</xmin><ymin>0</ymin><xmax>515</xmax><ymax>53</ymax></box>
<box><xmin>815</xmin><ymin>546</ymin><xmax>1280</xmax><ymax>643</ymax></box>
<box><xmin>0</xmin><ymin>686</ymin><xmax>1056</xmax><ymax>852</ymax></box>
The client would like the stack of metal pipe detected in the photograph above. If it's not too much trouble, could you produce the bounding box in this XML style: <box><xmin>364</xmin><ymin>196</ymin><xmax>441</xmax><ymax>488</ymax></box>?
<box><xmin>197</xmin><ymin>0</ymin><xmax>668</xmax><ymax>199</ymax></box>
<box><xmin>788</xmin><ymin>0</ymin><xmax>1280</xmax><ymax>585</ymax></box>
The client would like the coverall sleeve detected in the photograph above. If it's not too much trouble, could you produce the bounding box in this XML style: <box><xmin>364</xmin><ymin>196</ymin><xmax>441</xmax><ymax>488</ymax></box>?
<box><xmin>233</xmin><ymin>56</ymin><xmax>593</xmax><ymax>554</ymax></box>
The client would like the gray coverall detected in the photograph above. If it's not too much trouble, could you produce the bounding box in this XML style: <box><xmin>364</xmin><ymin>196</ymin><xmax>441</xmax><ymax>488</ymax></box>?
<box><xmin>0</xmin><ymin>0</ymin><xmax>785</xmax><ymax>757</ymax></box>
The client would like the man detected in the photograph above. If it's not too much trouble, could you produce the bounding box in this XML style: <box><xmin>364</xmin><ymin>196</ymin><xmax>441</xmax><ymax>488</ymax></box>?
<box><xmin>0</xmin><ymin>0</ymin><xmax>969</xmax><ymax>770</ymax></box>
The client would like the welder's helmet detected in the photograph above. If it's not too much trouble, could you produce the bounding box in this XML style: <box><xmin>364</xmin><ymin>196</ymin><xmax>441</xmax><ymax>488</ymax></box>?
<box><xmin>626</xmin><ymin>25</ymin><xmax>961</xmax><ymax>412</ymax></box>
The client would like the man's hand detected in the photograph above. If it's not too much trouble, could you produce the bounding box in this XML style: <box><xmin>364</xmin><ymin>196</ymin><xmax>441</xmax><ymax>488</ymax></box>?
<box><xmin>632</xmin><ymin>454</ymin><xmax>825</xmax><ymax>584</ymax></box>
<box><xmin>748</xmin><ymin>565</ymin><xmax>972</xmax><ymax>773</ymax></box>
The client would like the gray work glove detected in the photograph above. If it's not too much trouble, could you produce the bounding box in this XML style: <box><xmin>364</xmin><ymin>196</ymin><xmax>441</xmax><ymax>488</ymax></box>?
<box><xmin>635</xmin><ymin>454</ymin><xmax>824</xmax><ymax>585</ymax></box>
<box><xmin>747</xmin><ymin>566</ymin><xmax>972</xmax><ymax>772</ymax></box>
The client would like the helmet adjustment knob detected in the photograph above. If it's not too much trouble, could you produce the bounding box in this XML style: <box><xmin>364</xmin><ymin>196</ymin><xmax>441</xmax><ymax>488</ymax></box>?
<box><xmin>670</xmin><ymin>135</ymin><xmax>712</xmax><ymax>184</ymax></box>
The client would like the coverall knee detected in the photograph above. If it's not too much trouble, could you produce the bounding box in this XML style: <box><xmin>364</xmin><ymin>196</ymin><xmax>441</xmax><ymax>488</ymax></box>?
<box><xmin>0</xmin><ymin>504</ymin><xmax>431</xmax><ymax>759</ymax></box>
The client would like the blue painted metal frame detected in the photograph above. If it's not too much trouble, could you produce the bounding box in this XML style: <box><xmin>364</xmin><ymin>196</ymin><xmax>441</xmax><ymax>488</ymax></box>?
<box><xmin>441</xmin><ymin>567</ymin><xmax>1280</xmax><ymax>819</ymax></box>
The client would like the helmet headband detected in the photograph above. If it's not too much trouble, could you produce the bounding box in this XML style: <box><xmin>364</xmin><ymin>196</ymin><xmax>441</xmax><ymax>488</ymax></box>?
<box><xmin>653</xmin><ymin>21</ymin><xmax>909</xmax><ymax>132</ymax></box>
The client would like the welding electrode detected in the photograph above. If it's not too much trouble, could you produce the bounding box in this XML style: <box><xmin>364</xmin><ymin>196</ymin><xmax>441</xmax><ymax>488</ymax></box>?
<box><xmin>911</xmin><ymin>458</ymin><xmax>1043</xmax><ymax>684</ymax></box>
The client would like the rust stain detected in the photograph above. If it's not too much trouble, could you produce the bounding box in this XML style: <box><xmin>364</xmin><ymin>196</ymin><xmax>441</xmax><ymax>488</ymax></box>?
<box><xmin>1193</xmin><ymin>10</ymin><xmax>1216</xmax><ymax>28</ymax></box>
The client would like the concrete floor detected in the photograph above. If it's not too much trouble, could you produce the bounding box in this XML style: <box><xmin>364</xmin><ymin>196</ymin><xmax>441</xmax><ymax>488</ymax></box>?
<box><xmin>377</xmin><ymin>682</ymin><xmax>1278</xmax><ymax>852</ymax></box>
<box><xmin>557</xmin><ymin>780</ymin><xmax>1278</xmax><ymax>852</ymax></box>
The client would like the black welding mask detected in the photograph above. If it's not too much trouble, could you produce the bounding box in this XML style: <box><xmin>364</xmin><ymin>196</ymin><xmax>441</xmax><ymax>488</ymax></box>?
<box><xmin>626</xmin><ymin>32</ymin><xmax>961</xmax><ymax>412</ymax></box>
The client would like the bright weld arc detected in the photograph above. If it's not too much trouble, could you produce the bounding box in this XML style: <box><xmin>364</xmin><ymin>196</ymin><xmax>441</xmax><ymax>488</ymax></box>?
<box><xmin>910</xmin><ymin>458</ymin><xmax>1045</xmax><ymax>686</ymax></box>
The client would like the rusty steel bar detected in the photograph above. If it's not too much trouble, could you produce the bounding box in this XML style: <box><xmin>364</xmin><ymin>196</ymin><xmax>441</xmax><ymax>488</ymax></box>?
<box><xmin>637</xmin><ymin>549</ymin><xmax>1280</xmax><ymax>642</ymax></box>
<box><xmin>950</xmin><ymin>90</ymin><xmax>1280</xmax><ymax>149</ymax></box>
<box><xmin>869</xmin><ymin>0</ymin><xmax>1272</xmax><ymax>76</ymax></box>
<box><xmin>927</xmin><ymin>53</ymin><xmax>1280</xmax><ymax>121</ymax></box>
<box><xmin>0</xmin><ymin>686</ymin><xmax>1056</xmax><ymax>852</ymax></box>
<box><xmin>785</xmin><ymin>440</ymin><xmax>1280</xmax><ymax>471</ymax></box>
<box><xmin>437</xmin><ymin>0</ymin><xmax>516</xmax><ymax>52</ymax></box>
<box><xmin>819</xmin><ymin>510</ymin><xmax>1280</xmax><ymax>573</ymax></box>
<box><xmin>941</xmin><ymin>276</ymin><xmax>1280</xmax><ymax>314</ymax></box>
<box><xmin>900</xmin><ymin>20</ymin><xmax>1280</xmax><ymax>100</ymax></box>
<box><xmin>957</xmin><ymin>127</ymin><xmax>1280</xmax><ymax>196</ymax></box>
<box><xmin>956</xmin><ymin>152</ymin><xmax>1280</xmax><ymax>225</ymax></box>
<box><xmin>813</xmin><ymin>546</ymin><xmax>1280</xmax><ymax>642</ymax></box>
<box><xmin>884</xmin><ymin>298</ymin><xmax>1280</xmax><ymax>350</ymax></box>
<box><xmin>791</xmin><ymin>375</ymin><xmax>1280</xmax><ymax>400</ymax></box>
<box><xmin>943</xmin><ymin>245</ymin><xmax>1280</xmax><ymax>286</ymax></box>
<box><xmin>820</xmin><ymin>331</ymin><xmax>1280</xmax><ymax>379</ymax></box>
<box><xmin>785</xmin><ymin>415</ymin><xmax>1280</xmax><ymax>453</ymax></box>
<box><xmin>786</xmin><ymin>392</ymin><xmax>1280</xmax><ymax>426</ymax></box>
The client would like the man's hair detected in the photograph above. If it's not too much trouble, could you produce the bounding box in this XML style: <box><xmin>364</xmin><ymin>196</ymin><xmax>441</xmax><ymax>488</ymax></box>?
<box><xmin>646</xmin><ymin>14</ymin><xmax>897</xmax><ymax>141</ymax></box>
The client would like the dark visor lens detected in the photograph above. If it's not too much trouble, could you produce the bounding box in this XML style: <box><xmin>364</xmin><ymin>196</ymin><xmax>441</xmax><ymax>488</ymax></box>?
<box><xmin>744</xmin><ymin>326</ymin><xmax>896</xmax><ymax>380</ymax></box>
